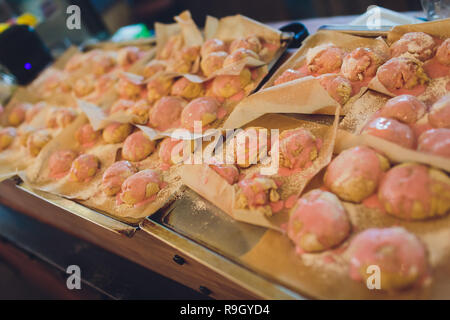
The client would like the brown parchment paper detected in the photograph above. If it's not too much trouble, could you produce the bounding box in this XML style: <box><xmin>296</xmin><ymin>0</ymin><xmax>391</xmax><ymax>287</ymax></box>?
<box><xmin>387</xmin><ymin>18</ymin><xmax>450</xmax><ymax>44</ymax></box>
<box><xmin>181</xmin><ymin>110</ymin><xmax>339</xmax><ymax>231</ymax></box>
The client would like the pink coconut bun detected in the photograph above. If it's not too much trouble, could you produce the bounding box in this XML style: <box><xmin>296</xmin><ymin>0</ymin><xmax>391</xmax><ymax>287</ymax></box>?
<box><xmin>148</xmin><ymin>96</ymin><xmax>186</xmax><ymax>131</ymax></box>
<box><xmin>75</xmin><ymin>124</ymin><xmax>100</xmax><ymax>147</ymax></box>
<box><xmin>210</xmin><ymin>163</ymin><xmax>239</xmax><ymax>185</ymax></box>
<box><xmin>27</xmin><ymin>129</ymin><xmax>51</xmax><ymax>157</ymax></box>
<box><xmin>390</xmin><ymin>32</ymin><xmax>437</xmax><ymax>62</ymax></box>
<box><xmin>200</xmin><ymin>51</ymin><xmax>228</xmax><ymax>77</ymax></box>
<box><xmin>8</xmin><ymin>103</ymin><xmax>32</xmax><ymax>127</ymax></box>
<box><xmin>232</xmin><ymin>126</ymin><xmax>270</xmax><ymax>168</ymax></box>
<box><xmin>73</xmin><ymin>75</ymin><xmax>95</xmax><ymax>97</ymax></box>
<box><xmin>320</xmin><ymin>75</ymin><xmax>352</xmax><ymax>105</ymax></box>
<box><xmin>341</xmin><ymin>47</ymin><xmax>383</xmax><ymax>81</ymax></box>
<box><xmin>56</xmin><ymin>109</ymin><xmax>77</xmax><ymax>128</ymax></box>
<box><xmin>69</xmin><ymin>154</ymin><xmax>100</xmax><ymax>182</ymax></box>
<box><xmin>378</xmin><ymin>163</ymin><xmax>450</xmax><ymax>220</ymax></box>
<box><xmin>287</xmin><ymin>189</ymin><xmax>350</xmax><ymax>253</ymax></box>
<box><xmin>324</xmin><ymin>146</ymin><xmax>390</xmax><ymax>203</ymax></box>
<box><xmin>418</xmin><ymin>128</ymin><xmax>450</xmax><ymax>158</ymax></box>
<box><xmin>122</xmin><ymin>131</ymin><xmax>156</xmax><ymax>162</ymax></box>
<box><xmin>171</xmin><ymin>77</ymin><xmax>204</xmax><ymax>100</ymax></box>
<box><xmin>25</xmin><ymin>102</ymin><xmax>45</xmax><ymax>123</ymax></box>
<box><xmin>274</xmin><ymin>69</ymin><xmax>304</xmax><ymax>86</ymax></box>
<box><xmin>119</xmin><ymin>169</ymin><xmax>163</xmax><ymax>206</ymax></box>
<box><xmin>363</xmin><ymin>117</ymin><xmax>416</xmax><ymax>149</ymax></box>
<box><xmin>229</xmin><ymin>35</ymin><xmax>262</xmax><ymax>54</ymax></box>
<box><xmin>117</xmin><ymin>46</ymin><xmax>141</xmax><ymax>68</ymax></box>
<box><xmin>0</xmin><ymin>127</ymin><xmax>16</xmax><ymax>151</ymax></box>
<box><xmin>102</xmin><ymin>122</ymin><xmax>133</xmax><ymax>144</ymax></box>
<box><xmin>116</xmin><ymin>78</ymin><xmax>142</xmax><ymax>100</ymax></box>
<box><xmin>110</xmin><ymin>99</ymin><xmax>134</xmax><ymax>114</ymax></box>
<box><xmin>223</xmin><ymin>48</ymin><xmax>259</xmax><ymax>67</ymax></box>
<box><xmin>158</xmin><ymin>34</ymin><xmax>183</xmax><ymax>60</ymax></box>
<box><xmin>146</xmin><ymin>76</ymin><xmax>173</xmax><ymax>103</ymax></box>
<box><xmin>377</xmin><ymin>57</ymin><xmax>429</xmax><ymax>91</ymax></box>
<box><xmin>128</xmin><ymin>99</ymin><xmax>151</xmax><ymax>125</ymax></box>
<box><xmin>101</xmin><ymin>160</ymin><xmax>137</xmax><ymax>196</ymax></box>
<box><xmin>211</xmin><ymin>68</ymin><xmax>252</xmax><ymax>98</ymax></box>
<box><xmin>348</xmin><ymin>227</ymin><xmax>428</xmax><ymax>291</ymax></box>
<box><xmin>158</xmin><ymin>137</ymin><xmax>184</xmax><ymax>166</ymax></box>
<box><xmin>307</xmin><ymin>46</ymin><xmax>345</xmax><ymax>74</ymax></box>
<box><xmin>181</xmin><ymin>96</ymin><xmax>220</xmax><ymax>131</ymax></box>
<box><xmin>92</xmin><ymin>52</ymin><xmax>116</xmax><ymax>76</ymax></box>
<box><xmin>48</xmin><ymin>150</ymin><xmax>78</xmax><ymax>179</ymax></box>
<box><xmin>201</xmin><ymin>38</ymin><xmax>226</xmax><ymax>57</ymax></box>
<box><xmin>436</xmin><ymin>38</ymin><xmax>450</xmax><ymax>66</ymax></box>
<box><xmin>428</xmin><ymin>94</ymin><xmax>450</xmax><ymax>128</ymax></box>
<box><xmin>237</xmin><ymin>176</ymin><xmax>279</xmax><ymax>214</ymax></box>
<box><xmin>143</xmin><ymin>60</ymin><xmax>166</xmax><ymax>78</ymax></box>
<box><xmin>379</xmin><ymin>95</ymin><xmax>427</xmax><ymax>124</ymax></box>
<box><xmin>280</xmin><ymin>128</ymin><xmax>320</xmax><ymax>170</ymax></box>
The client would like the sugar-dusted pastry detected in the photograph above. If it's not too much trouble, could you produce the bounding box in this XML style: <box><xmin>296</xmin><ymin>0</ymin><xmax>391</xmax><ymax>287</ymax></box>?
<box><xmin>122</xmin><ymin>131</ymin><xmax>156</xmax><ymax>162</ymax></box>
<box><xmin>46</xmin><ymin>108</ymin><xmax>77</xmax><ymax>129</ymax></box>
<box><xmin>319</xmin><ymin>75</ymin><xmax>353</xmax><ymax>105</ymax></box>
<box><xmin>143</xmin><ymin>60</ymin><xmax>166</xmax><ymax>78</ymax></box>
<box><xmin>168</xmin><ymin>46</ymin><xmax>200</xmax><ymax>73</ymax></box>
<box><xmin>25</xmin><ymin>102</ymin><xmax>45</xmax><ymax>123</ymax></box>
<box><xmin>418</xmin><ymin>128</ymin><xmax>450</xmax><ymax>158</ymax></box>
<box><xmin>149</xmin><ymin>96</ymin><xmax>186</xmax><ymax>131</ymax></box>
<box><xmin>69</xmin><ymin>154</ymin><xmax>100</xmax><ymax>182</ymax></box>
<box><xmin>232</xmin><ymin>126</ymin><xmax>270</xmax><ymax>168</ymax></box>
<box><xmin>378</xmin><ymin>163</ymin><xmax>450</xmax><ymax>220</ymax></box>
<box><xmin>209</xmin><ymin>162</ymin><xmax>239</xmax><ymax>185</ymax></box>
<box><xmin>436</xmin><ymin>38</ymin><xmax>450</xmax><ymax>66</ymax></box>
<box><xmin>119</xmin><ymin>169</ymin><xmax>164</xmax><ymax>206</ymax></box>
<box><xmin>48</xmin><ymin>150</ymin><xmax>78</xmax><ymax>179</ymax></box>
<box><xmin>171</xmin><ymin>77</ymin><xmax>204</xmax><ymax>100</ymax></box>
<box><xmin>274</xmin><ymin>69</ymin><xmax>304</xmax><ymax>86</ymax></box>
<box><xmin>201</xmin><ymin>38</ymin><xmax>227</xmax><ymax>57</ymax></box>
<box><xmin>73</xmin><ymin>74</ymin><xmax>96</xmax><ymax>98</ymax></box>
<box><xmin>129</xmin><ymin>99</ymin><xmax>151</xmax><ymax>124</ymax></box>
<box><xmin>379</xmin><ymin>95</ymin><xmax>427</xmax><ymax>124</ymax></box>
<box><xmin>236</xmin><ymin>175</ymin><xmax>280</xmax><ymax>216</ymax></box>
<box><xmin>229</xmin><ymin>35</ymin><xmax>262</xmax><ymax>54</ymax></box>
<box><xmin>200</xmin><ymin>51</ymin><xmax>228</xmax><ymax>77</ymax></box>
<box><xmin>158</xmin><ymin>34</ymin><xmax>183</xmax><ymax>60</ymax></box>
<box><xmin>390</xmin><ymin>32</ymin><xmax>437</xmax><ymax>61</ymax></box>
<box><xmin>27</xmin><ymin>129</ymin><xmax>51</xmax><ymax>157</ymax></box>
<box><xmin>101</xmin><ymin>160</ymin><xmax>137</xmax><ymax>196</ymax></box>
<box><xmin>376</xmin><ymin>57</ymin><xmax>429</xmax><ymax>92</ymax></box>
<box><xmin>75</xmin><ymin>124</ymin><xmax>100</xmax><ymax>147</ymax></box>
<box><xmin>324</xmin><ymin>146</ymin><xmax>390</xmax><ymax>202</ymax></box>
<box><xmin>211</xmin><ymin>68</ymin><xmax>252</xmax><ymax>98</ymax></box>
<box><xmin>287</xmin><ymin>189</ymin><xmax>350</xmax><ymax>253</ymax></box>
<box><xmin>223</xmin><ymin>48</ymin><xmax>259</xmax><ymax>67</ymax></box>
<box><xmin>117</xmin><ymin>46</ymin><xmax>141</xmax><ymax>68</ymax></box>
<box><xmin>110</xmin><ymin>99</ymin><xmax>134</xmax><ymax>114</ymax></box>
<box><xmin>158</xmin><ymin>137</ymin><xmax>184</xmax><ymax>167</ymax></box>
<box><xmin>181</xmin><ymin>96</ymin><xmax>221</xmax><ymax>131</ymax></box>
<box><xmin>349</xmin><ymin>227</ymin><xmax>428</xmax><ymax>290</ymax></box>
<box><xmin>116</xmin><ymin>77</ymin><xmax>142</xmax><ymax>100</ymax></box>
<box><xmin>279</xmin><ymin>128</ymin><xmax>320</xmax><ymax>170</ymax></box>
<box><xmin>146</xmin><ymin>75</ymin><xmax>174</xmax><ymax>103</ymax></box>
<box><xmin>102</xmin><ymin>122</ymin><xmax>133</xmax><ymax>144</ymax></box>
<box><xmin>428</xmin><ymin>94</ymin><xmax>450</xmax><ymax>128</ymax></box>
<box><xmin>341</xmin><ymin>47</ymin><xmax>383</xmax><ymax>82</ymax></box>
<box><xmin>8</xmin><ymin>103</ymin><xmax>31</xmax><ymax>127</ymax></box>
<box><xmin>0</xmin><ymin>127</ymin><xmax>16</xmax><ymax>151</ymax></box>
<box><xmin>92</xmin><ymin>51</ymin><xmax>116</xmax><ymax>76</ymax></box>
<box><xmin>306</xmin><ymin>44</ymin><xmax>345</xmax><ymax>74</ymax></box>
<box><xmin>363</xmin><ymin>117</ymin><xmax>415</xmax><ymax>149</ymax></box>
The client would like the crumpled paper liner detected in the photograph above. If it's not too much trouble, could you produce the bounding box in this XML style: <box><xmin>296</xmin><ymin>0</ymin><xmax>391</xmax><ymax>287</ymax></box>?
<box><xmin>387</xmin><ymin>19</ymin><xmax>450</xmax><ymax>44</ymax></box>
<box><xmin>181</xmin><ymin>110</ymin><xmax>339</xmax><ymax>231</ymax></box>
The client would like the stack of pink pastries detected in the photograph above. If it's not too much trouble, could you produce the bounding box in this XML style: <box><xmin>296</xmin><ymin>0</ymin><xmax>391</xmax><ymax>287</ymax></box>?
<box><xmin>273</xmin><ymin>32</ymin><xmax>449</xmax><ymax>105</ymax></box>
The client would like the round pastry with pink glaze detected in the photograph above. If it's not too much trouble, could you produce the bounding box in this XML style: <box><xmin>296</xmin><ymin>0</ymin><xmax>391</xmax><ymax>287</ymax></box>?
<box><xmin>229</xmin><ymin>35</ymin><xmax>262</xmax><ymax>54</ymax></box>
<box><xmin>171</xmin><ymin>77</ymin><xmax>204</xmax><ymax>100</ymax></box>
<box><xmin>128</xmin><ymin>99</ymin><xmax>151</xmax><ymax>125</ymax></box>
<box><xmin>181</xmin><ymin>97</ymin><xmax>221</xmax><ymax>131</ymax></box>
<box><xmin>306</xmin><ymin>44</ymin><xmax>345</xmax><ymax>74</ymax></box>
<box><xmin>116</xmin><ymin>77</ymin><xmax>142</xmax><ymax>100</ymax></box>
<box><xmin>143</xmin><ymin>60</ymin><xmax>166</xmax><ymax>78</ymax></box>
<box><xmin>341</xmin><ymin>47</ymin><xmax>383</xmax><ymax>82</ymax></box>
<box><xmin>101</xmin><ymin>160</ymin><xmax>138</xmax><ymax>196</ymax></box>
<box><xmin>92</xmin><ymin>51</ymin><xmax>116</xmax><ymax>76</ymax></box>
<box><xmin>379</xmin><ymin>95</ymin><xmax>427</xmax><ymax>124</ymax></box>
<box><xmin>117</xmin><ymin>46</ymin><xmax>141</xmax><ymax>68</ymax></box>
<box><xmin>223</xmin><ymin>48</ymin><xmax>259</xmax><ymax>68</ymax></box>
<box><xmin>378</xmin><ymin>163</ymin><xmax>450</xmax><ymax>220</ymax></box>
<box><xmin>110</xmin><ymin>99</ymin><xmax>134</xmax><ymax>114</ymax></box>
<box><xmin>27</xmin><ymin>129</ymin><xmax>51</xmax><ymax>157</ymax></box>
<box><xmin>201</xmin><ymin>38</ymin><xmax>227</xmax><ymax>57</ymax></box>
<box><xmin>348</xmin><ymin>227</ymin><xmax>429</xmax><ymax>290</ymax></box>
<box><xmin>8</xmin><ymin>103</ymin><xmax>32</xmax><ymax>127</ymax></box>
<box><xmin>436</xmin><ymin>38</ymin><xmax>450</xmax><ymax>66</ymax></box>
<box><xmin>158</xmin><ymin>34</ymin><xmax>183</xmax><ymax>60</ymax></box>
<box><xmin>158</xmin><ymin>138</ymin><xmax>186</xmax><ymax>167</ymax></box>
<box><xmin>48</xmin><ymin>150</ymin><xmax>78</xmax><ymax>179</ymax></box>
<box><xmin>209</xmin><ymin>162</ymin><xmax>239</xmax><ymax>185</ymax></box>
<box><xmin>122</xmin><ymin>131</ymin><xmax>156</xmax><ymax>162</ymax></box>
<box><xmin>362</xmin><ymin>117</ymin><xmax>416</xmax><ymax>149</ymax></box>
<box><xmin>73</xmin><ymin>75</ymin><xmax>96</xmax><ymax>97</ymax></box>
<box><xmin>146</xmin><ymin>76</ymin><xmax>174</xmax><ymax>103</ymax></box>
<box><xmin>75</xmin><ymin>124</ymin><xmax>100</xmax><ymax>147</ymax></box>
<box><xmin>236</xmin><ymin>175</ymin><xmax>280</xmax><ymax>216</ymax></box>
<box><xmin>274</xmin><ymin>69</ymin><xmax>304</xmax><ymax>86</ymax></box>
<box><xmin>167</xmin><ymin>46</ymin><xmax>199</xmax><ymax>73</ymax></box>
<box><xmin>148</xmin><ymin>96</ymin><xmax>187</xmax><ymax>131</ymax></box>
<box><xmin>287</xmin><ymin>189</ymin><xmax>350</xmax><ymax>253</ymax></box>
<box><xmin>319</xmin><ymin>75</ymin><xmax>353</xmax><ymax>105</ymax></box>
<box><xmin>200</xmin><ymin>51</ymin><xmax>228</xmax><ymax>77</ymax></box>
<box><xmin>376</xmin><ymin>57</ymin><xmax>429</xmax><ymax>91</ymax></box>
<box><xmin>390</xmin><ymin>32</ymin><xmax>437</xmax><ymax>61</ymax></box>
<box><xmin>324</xmin><ymin>146</ymin><xmax>390</xmax><ymax>203</ymax></box>
<box><xmin>54</xmin><ymin>109</ymin><xmax>77</xmax><ymax>129</ymax></box>
<box><xmin>119</xmin><ymin>169</ymin><xmax>164</xmax><ymax>206</ymax></box>
<box><xmin>418</xmin><ymin>128</ymin><xmax>450</xmax><ymax>158</ymax></box>
<box><xmin>279</xmin><ymin>128</ymin><xmax>320</xmax><ymax>170</ymax></box>
<box><xmin>211</xmin><ymin>68</ymin><xmax>252</xmax><ymax>98</ymax></box>
<box><xmin>428</xmin><ymin>94</ymin><xmax>450</xmax><ymax>128</ymax></box>
<box><xmin>102</xmin><ymin>122</ymin><xmax>133</xmax><ymax>144</ymax></box>
<box><xmin>25</xmin><ymin>102</ymin><xmax>45</xmax><ymax>123</ymax></box>
<box><xmin>0</xmin><ymin>127</ymin><xmax>16</xmax><ymax>151</ymax></box>
<box><xmin>231</xmin><ymin>127</ymin><xmax>270</xmax><ymax>168</ymax></box>
<box><xmin>69</xmin><ymin>154</ymin><xmax>100</xmax><ymax>182</ymax></box>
